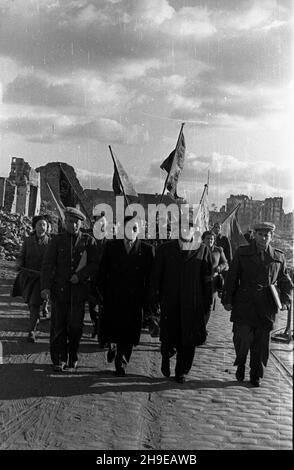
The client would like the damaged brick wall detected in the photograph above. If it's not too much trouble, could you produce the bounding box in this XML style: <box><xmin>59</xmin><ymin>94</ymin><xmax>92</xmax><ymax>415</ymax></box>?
<box><xmin>36</xmin><ymin>162</ymin><xmax>91</xmax><ymax>220</ymax></box>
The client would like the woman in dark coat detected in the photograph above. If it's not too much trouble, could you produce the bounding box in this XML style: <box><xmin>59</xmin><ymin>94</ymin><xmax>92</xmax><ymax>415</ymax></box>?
<box><xmin>201</xmin><ymin>230</ymin><xmax>229</xmax><ymax>328</ymax></box>
<box><xmin>150</xmin><ymin>222</ymin><xmax>213</xmax><ymax>383</ymax></box>
<box><xmin>12</xmin><ymin>215</ymin><xmax>50</xmax><ymax>342</ymax></box>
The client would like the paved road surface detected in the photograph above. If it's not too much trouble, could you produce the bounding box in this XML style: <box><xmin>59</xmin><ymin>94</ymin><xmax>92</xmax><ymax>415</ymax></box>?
<box><xmin>0</xmin><ymin>262</ymin><xmax>292</xmax><ymax>450</ymax></box>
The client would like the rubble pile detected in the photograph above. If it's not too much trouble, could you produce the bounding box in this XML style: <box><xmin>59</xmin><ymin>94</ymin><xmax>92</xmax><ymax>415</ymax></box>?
<box><xmin>0</xmin><ymin>210</ymin><xmax>32</xmax><ymax>261</ymax></box>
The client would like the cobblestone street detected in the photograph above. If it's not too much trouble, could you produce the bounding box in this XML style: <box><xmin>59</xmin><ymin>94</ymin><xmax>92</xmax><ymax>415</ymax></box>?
<box><xmin>0</xmin><ymin>263</ymin><xmax>292</xmax><ymax>451</ymax></box>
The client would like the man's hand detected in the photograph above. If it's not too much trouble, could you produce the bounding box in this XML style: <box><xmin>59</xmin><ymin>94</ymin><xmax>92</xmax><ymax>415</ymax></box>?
<box><xmin>41</xmin><ymin>289</ymin><xmax>50</xmax><ymax>300</ymax></box>
<box><xmin>70</xmin><ymin>274</ymin><xmax>79</xmax><ymax>284</ymax></box>
<box><xmin>223</xmin><ymin>303</ymin><xmax>232</xmax><ymax>311</ymax></box>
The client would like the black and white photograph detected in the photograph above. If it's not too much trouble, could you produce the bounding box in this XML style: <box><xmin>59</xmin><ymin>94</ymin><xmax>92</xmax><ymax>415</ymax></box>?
<box><xmin>0</xmin><ymin>0</ymin><xmax>293</xmax><ymax>458</ymax></box>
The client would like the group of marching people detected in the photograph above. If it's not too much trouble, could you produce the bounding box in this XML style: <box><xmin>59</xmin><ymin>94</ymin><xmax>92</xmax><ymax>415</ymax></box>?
<box><xmin>12</xmin><ymin>207</ymin><xmax>293</xmax><ymax>387</ymax></box>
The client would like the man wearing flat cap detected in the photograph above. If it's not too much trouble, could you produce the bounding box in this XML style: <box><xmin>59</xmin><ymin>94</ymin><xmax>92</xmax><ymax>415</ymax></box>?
<box><xmin>41</xmin><ymin>207</ymin><xmax>98</xmax><ymax>371</ymax></box>
<box><xmin>98</xmin><ymin>214</ymin><xmax>154</xmax><ymax>376</ymax></box>
<box><xmin>222</xmin><ymin>221</ymin><xmax>293</xmax><ymax>387</ymax></box>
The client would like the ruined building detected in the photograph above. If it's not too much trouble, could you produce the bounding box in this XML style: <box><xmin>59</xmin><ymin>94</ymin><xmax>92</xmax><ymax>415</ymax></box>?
<box><xmin>0</xmin><ymin>157</ymin><xmax>40</xmax><ymax>217</ymax></box>
<box><xmin>225</xmin><ymin>194</ymin><xmax>293</xmax><ymax>234</ymax></box>
<box><xmin>1</xmin><ymin>157</ymin><xmax>292</xmax><ymax>237</ymax></box>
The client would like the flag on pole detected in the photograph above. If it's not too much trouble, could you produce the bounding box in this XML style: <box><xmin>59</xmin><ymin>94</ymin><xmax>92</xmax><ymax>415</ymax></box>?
<box><xmin>221</xmin><ymin>204</ymin><xmax>248</xmax><ymax>255</ymax></box>
<box><xmin>192</xmin><ymin>184</ymin><xmax>209</xmax><ymax>237</ymax></box>
<box><xmin>200</xmin><ymin>184</ymin><xmax>209</xmax><ymax>232</ymax></box>
<box><xmin>112</xmin><ymin>154</ymin><xmax>138</xmax><ymax>197</ymax></box>
<box><xmin>160</xmin><ymin>131</ymin><xmax>185</xmax><ymax>200</ymax></box>
<box><xmin>46</xmin><ymin>180</ymin><xmax>65</xmax><ymax>224</ymax></box>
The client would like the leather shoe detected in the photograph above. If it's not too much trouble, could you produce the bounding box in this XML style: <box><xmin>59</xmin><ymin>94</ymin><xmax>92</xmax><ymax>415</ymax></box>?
<box><xmin>59</xmin><ymin>361</ymin><xmax>67</xmax><ymax>372</ymax></box>
<box><xmin>250</xmin><ymin>376</ymin><xmax>260</xmax><ymax>387</ymax></box>
<box><xmin>236</xmin><ymin>365</ymin><xmax>245</xmax><ymax>382</ymax></box>
<box><xmin>115</xmin><ymin>367</ymin><xmax>126</xmax><ymax>377</ymax></box>
<box><xmin>107</xmin><ymin>345</ymin><xmax>116</xmax><ymax>363</ymax></box>
<box><xmin>68</xmin><ymin>360</ymin><xmax>78</xmax><ymax>371</ymax></box>
<box><xmin>27</xmin><ymin>331</ymin><xmax>36</xmax><ymax>343</ymax></box>
<box><xmin>161</xmin><ymin>355</ymin><xmax>170</xmax><ymax>377</ymax></box>
<box><xmin>175</xmin><ymin>375</ymin><xmax>186</xmax><ymax>384</ymax></box>
<box><xmin>53</xmin><ymin>362</ymin><xmax>67</xmax><ymax>372</ymax></box>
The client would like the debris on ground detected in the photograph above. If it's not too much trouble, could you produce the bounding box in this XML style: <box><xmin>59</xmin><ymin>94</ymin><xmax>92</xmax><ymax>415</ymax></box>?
<box><xmin>0</xmin><ymin>210</ymin><xmax>32</xmax><ymax>261</ymax></box>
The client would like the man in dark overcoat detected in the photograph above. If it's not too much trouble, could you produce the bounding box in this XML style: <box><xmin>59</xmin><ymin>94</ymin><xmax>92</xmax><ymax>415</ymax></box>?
<box><xmin>41</xmin><ymin>207</ymin><xmax>98</xmax><ymax>371</ymax></box>
<box><xmin>98</xmin><ymin>215</ymin><xmax>154</xmax><ymax>376</ymax></box>
<box><xmin>150</xmin><ymin>216</ymin><xmax>213</xmax><ymax>383</ymax></box>
<box><xmin>222</xmin><ymin>222</ymin><xmax>293</xmax><ymax>387</ymax></box>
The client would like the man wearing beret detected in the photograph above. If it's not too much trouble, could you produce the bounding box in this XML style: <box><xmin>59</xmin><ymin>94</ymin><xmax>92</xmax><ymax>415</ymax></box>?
<box><xmin>222</xmin><ymin>222</ymin><xmax>293</xmax><ymax>387</ymax></box>
<box><xmin>41</xmin><ymin>207</ymin><xmax>98</xmax><ymax>372</ymax></box>
<box><xmin>98</xmin><ymin>215</ymin><xmax>154</xmax><ymax>376</ymax></box>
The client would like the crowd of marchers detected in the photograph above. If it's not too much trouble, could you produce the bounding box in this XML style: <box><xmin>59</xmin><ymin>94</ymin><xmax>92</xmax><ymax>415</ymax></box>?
<box><xmin>11</xmin><ymin>208</ymin><xmax>293</xmax><ymax>387</ymax></box>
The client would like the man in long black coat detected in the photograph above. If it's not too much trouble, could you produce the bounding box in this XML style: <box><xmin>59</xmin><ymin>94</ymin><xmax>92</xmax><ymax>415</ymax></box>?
<box><xmin>150</xmin><ymin>217</ymin><xmax>213</xmax><ymax>383</ymax></box>
<box><xmin>98</xmin><ymin>215</ymin><xmax>154</xmax><ymax>376</ymax></box>
<box><xmin>222</xmin><ymin>222</ymin><xmax>293</xmax><ymax>387</ymax></box>
<box><xmin>41</xmin><ymin>207</ymin><xmax>98</xmax><ymax>371</ymax></box>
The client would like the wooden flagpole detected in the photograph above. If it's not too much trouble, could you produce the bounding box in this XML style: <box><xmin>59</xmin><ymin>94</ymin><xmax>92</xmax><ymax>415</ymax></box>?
<box><xmin>221</xmin><ymin>202</ymin><xmax>241</xmax><ymax>225</ymax></box>
<box><xmin>194</xmin><ymin>182</ymin><xmax>208</xmax><ymax>225</ymax></box>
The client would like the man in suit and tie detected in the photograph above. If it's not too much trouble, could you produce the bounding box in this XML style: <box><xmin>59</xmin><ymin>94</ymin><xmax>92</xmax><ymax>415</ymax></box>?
<box><xmin>98</xmin><ymin>215</ymin><xmax>154</xmax><ymax>376</ymax></box>
<box><xmin>150</xmin><ymin>213</ymin><xmax>213</xmax><ymax>383</ymax></box>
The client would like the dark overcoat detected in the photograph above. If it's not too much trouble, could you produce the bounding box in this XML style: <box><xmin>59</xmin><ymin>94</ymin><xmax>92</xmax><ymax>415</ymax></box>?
<box><xmin>150</xmin><ymin>241</ymin><xmax>213</xmax><ymax>348</ymax></box>
<box><xmin>99</xmin><ymin>239</ymin><xmax>154</xmax><ymax>345</ymax></box>
<box><xmin>40</xmin><ymin>231</ymin><xmax>98</xmax><ymax>304</ymax></box>
<box><xmin>12</xmin><ymin>233</ymin><xmax>50</xmax><ymax>306</ymax></box>
<box><xmin>222</xmin><ymin>242</ymin><xmax>293</xmax><ymax>329</ymax></box>
<box><xmin>89</xmin><ymin>237</ymin><xmax>108</xmax><ymax>304</ymax></box>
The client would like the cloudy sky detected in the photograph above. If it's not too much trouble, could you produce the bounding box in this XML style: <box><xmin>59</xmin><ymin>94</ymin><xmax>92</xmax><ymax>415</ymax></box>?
<box><xmin>0</xmin><ymin>0</ymin><xmax>293</xmax><ymax>211</ymax></box>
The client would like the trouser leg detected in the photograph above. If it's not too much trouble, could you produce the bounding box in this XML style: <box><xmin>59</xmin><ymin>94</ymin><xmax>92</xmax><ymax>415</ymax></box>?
<box><xmin>160</xmin><ymin>342</ymin><xmax>175</xmax><ymax>377</ymax></box>
<box><xmin>42</xmin><ymin>299</ymin><xmax>50</xmax><ymax>317</ymax></box>
<box><xmin>28</xmin><ymin>304</ymin><xmax>40</xmax><ymax>332</ymax></box>
<box><xmin>68</xmin><ymin>303</ymin><xmax>85</xmax><ymax>363</ymax></box>
<box><xmin>232</xmin><ymin>323</ymin><xmax>253</xmax><ymax>367</ymax></box>
<box><xmin>175</xmin><ymin>345</ymin><xmax>195</xmax><ymax>377</ymax></box>
<box><xmin>96</xmin><ymin>306</ymin><xmax>103</xmax><ymax>342</ymax></box>
<box><xmin>115</xmin><ymin>343</ymin><xmax>133</xmax><ymax>370</ymax></box>
<box><xmin>160</xmin><ymin>342</ymin><xmax>176</xmax><ymax>358</ymax></box>
<box><xmin>50</xmin><ymin>302</ymin><xmax>68</xmax><ymax>365</ymax></box>
<box><xmin>249</xmin><ymin>328</ymin><xmax>270</xmax><ymax>379</ymax></box>
<box><xmin>88</xmin><ymin>300</ymin><xmax>98</xmax><ymax>333</ymax></box>
<box><xmin>204</xmin><ymin>306</ymin><xmax>212</xmax><ymax>327</ymax></box>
